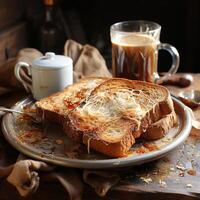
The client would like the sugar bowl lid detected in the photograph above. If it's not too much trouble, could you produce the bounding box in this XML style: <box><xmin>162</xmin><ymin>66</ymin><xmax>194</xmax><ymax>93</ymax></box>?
<box><xmin>32</xmin><ymin>52</ymin><xmax>73</xmax><ymax>69</ymax></box>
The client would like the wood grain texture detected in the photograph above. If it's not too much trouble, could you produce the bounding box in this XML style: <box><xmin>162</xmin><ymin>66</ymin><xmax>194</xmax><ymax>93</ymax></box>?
<box><xmin>0</xmin><ymin>0</ymin><xmax>24</xmax><ymax>30</ymax></box>
<box><xmin>0</xmin><ymin>23</ymin><xmax>28</xmax><ymax>65</ymax></box>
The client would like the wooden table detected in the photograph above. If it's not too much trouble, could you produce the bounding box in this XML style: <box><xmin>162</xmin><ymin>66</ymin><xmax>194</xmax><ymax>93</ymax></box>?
<box><xmin>0</xmin><ymin>74</ymin><xmax>200</xmax><ymax>200</ymax></box>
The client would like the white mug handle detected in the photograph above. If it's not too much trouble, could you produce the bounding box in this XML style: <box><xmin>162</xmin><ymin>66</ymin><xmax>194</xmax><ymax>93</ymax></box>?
<box><xmin>14</xmin><ymin>62</ymin><xmax>32</xmax><ymax>92</ymax></box>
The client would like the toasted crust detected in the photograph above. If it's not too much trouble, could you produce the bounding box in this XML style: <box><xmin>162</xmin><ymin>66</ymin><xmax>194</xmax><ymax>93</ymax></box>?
<box><xmin>36</xmin><ymin>78</ymin><xmax>176</xmax><ymax>158</ymax></box>
<box><xmin>36</xmin><ymin>77</ymin><xmax>107</xmax><ymax>124</ymax></box>
<box><xmin>142</xmin><ymin>111</ymin><xmax>177</xmax><ymax>140</ymax></box>
<box><xmin>82</xmin><ymin>130</ymin><xmax>135</xmax><ymax>157</ymax></box>
<box><xmin>67</xmin><ymin>78</ymin><xmax>175</xmax><ymax>157</ymax></box>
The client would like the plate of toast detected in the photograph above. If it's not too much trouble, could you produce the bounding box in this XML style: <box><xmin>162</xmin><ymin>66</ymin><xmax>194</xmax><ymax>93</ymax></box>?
<box><xmin>2</xmin><ymin>78</ymin><xmax>192</xmax><ymax>168</ymax></box>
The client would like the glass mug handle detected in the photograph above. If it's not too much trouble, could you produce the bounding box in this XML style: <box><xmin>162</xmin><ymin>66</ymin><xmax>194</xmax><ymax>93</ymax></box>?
<box><xmin>155</xmin><ymin>43</ymin><xmax>180</xmax><ymax>84</ymax></box>
<box><xmin>14</xmin><ymin>62</ymin><xmax>32</xmax><ymax>92</ymax></box>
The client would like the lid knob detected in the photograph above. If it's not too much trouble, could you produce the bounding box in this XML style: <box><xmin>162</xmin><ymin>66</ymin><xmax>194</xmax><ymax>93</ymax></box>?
<box><xmin>45</xmin><ymin>52</ymin><xmax>55</xmax><ymax>59</ymax></box>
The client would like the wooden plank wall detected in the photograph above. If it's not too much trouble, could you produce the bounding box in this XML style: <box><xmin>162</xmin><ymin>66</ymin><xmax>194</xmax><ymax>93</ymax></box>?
<box><xmin>0</xmin><ymin>0</ymin><xmax>41</xmax><ymax>65</ymax></box>
<box><xmin>0</xmin><ymin>0</ymin><xmax>25</xmax><ymax>30</ymax></box>
<box><xmin>0</xmin><ymin>23</ymin><xmax>28</xmax><ymax>65</ymax></box>
<box><xmin>0</xmin><ymin>0</ymin><xmax>26</xmax><ymax>64</ymax></box>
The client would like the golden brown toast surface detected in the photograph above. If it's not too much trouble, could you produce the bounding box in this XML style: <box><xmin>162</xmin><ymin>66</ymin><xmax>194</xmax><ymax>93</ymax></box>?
<box><xmin>35</xmin><ymin>77</ymin><xmax>107</xmax><ymax>119</ymax></box>
<box><xmin>36</xmin><ymin>78</ymin><xmax>176</xmax><ymax>157</ymax></box>
<box><xmin>68</xmin><ymin>78</ymin><xmax>175</xmax><ymax>157</ymax></box>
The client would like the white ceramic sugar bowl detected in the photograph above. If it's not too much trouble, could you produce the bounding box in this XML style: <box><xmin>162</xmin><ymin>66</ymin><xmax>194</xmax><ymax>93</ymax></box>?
<box><xmin>15</xmin><ymin>52</ymin><xmax>73</xmax><ymax>100</ymax></box>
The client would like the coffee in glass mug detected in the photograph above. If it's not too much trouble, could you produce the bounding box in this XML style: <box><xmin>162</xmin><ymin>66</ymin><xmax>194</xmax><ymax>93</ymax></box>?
<box><xmin>110</xmin><ymin>21</ymin><xmax>180</xmax><ymax>83</ymax></box>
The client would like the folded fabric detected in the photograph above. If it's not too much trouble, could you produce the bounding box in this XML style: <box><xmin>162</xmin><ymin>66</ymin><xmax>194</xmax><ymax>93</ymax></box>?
<box><xmin>7</xmin><ymin>154</ymin><xmax>55</xmax><ymax>197</ymax></box>
<box><xmin>0</xmin><ymin>153</ymin><xmax>122</xmax><ymax>200</ymax></box>
<box><xmin>0</xmin><ymin>48</ymin><xmax>43</xmax><ymax>94</ymax></box>
<box><xmin>0</xmin><ymin>40</ymin><xmax>112</xmax><ymax>95</ymax></box>
<box><xmin>64</xmin><ymin>40</ymin><xmax>112</xmax><ymax>82</ymax></box>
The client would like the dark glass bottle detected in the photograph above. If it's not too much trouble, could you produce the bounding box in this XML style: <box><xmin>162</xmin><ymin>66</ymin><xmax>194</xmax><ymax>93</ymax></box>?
<box><xmin>38</xmin><ymin>0</ymin><xmax>66</xmax><ymax>54</ymax></box>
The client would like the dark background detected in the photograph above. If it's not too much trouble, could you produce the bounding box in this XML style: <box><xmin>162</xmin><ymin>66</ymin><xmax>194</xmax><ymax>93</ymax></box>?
<box><xmin>0</xmin><ymin>0</ymin><xmax>199</xmax><ymax>72</ymax></box>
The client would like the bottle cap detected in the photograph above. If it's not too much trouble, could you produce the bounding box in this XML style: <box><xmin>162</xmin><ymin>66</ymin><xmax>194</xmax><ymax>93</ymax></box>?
<box><xmin>43</xmin><ymin>0</ymin><xmax>55</xmax><ymax>6</ymax></box>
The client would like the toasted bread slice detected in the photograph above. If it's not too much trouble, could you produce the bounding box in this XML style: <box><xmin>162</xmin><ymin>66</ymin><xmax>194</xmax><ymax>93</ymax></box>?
<box><xmin>35</xmin><ymin>77</ymin><xmax>107</xmax><ymax>124</ymax></box>
<box><xmin>68</xmin><ymin>78</ymin><xmax>175</xmax><ymax>157</ymax></box>
<box><xmin>36</xmin><ymin>78</ymin><xmax>176</xmax><ymax>157</ymax></box>
<box><xmin>142</xmin><ymin>110</ymin><xmax>177</xmax><ymax>140</ymax></box>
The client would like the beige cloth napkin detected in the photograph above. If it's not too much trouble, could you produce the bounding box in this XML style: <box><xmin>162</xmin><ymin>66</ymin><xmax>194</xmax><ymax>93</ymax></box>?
<box><xmin>0</xmin><ymin>49</ymin><xmax>43</xmax><ymax>95</ymax></box>
<box><xmin>64</xmin><ymin>40</ymin><xmax>112</xmax><ymax>82</ymax></box>
<box><xmin>0</xmin><ymin>39</ymin><xmax>111</xmax><ymax>95</ymax></box>
<box><xmin>0</xmin><ymin>152</ymin><xmax>121</xmax><ymax>199</ymax></box>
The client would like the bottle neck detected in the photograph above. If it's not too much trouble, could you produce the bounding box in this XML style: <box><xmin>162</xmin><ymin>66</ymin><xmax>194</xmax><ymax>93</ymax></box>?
<box><xmin>44</xmin><ymin>5</ymin><xmax>55</xmax><ymax>22</ymax></box>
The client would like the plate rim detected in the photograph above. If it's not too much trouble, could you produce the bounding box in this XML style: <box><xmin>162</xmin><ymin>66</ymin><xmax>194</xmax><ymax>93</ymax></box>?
<box><xmin>1</xmin><ymin>96</ymin><xmax>192</xmax><ymax>169</ymax></box>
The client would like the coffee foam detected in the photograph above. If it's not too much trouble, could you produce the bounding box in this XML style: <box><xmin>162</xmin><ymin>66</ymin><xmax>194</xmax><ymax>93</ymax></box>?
<box><xmin>112</xmin><ymin>33</ymin><xmax>157</xmax><ymax>47</ymax></box>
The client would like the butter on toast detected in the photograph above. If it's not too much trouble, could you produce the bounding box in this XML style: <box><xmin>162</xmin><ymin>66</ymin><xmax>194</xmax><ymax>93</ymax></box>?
<box><xmin>35</xmin><ymin>77</ymin><xmax>107</xmax><ymax>124</ymax></box>
<box><xmin>67</xmin><ymin>78</ymin><xmax>176</xmax><ymax>157</ymax></box>
<box><xmin>36</xmin><ymin>78</ymin><xmax>177</xmax><ymax>157</ymax></box>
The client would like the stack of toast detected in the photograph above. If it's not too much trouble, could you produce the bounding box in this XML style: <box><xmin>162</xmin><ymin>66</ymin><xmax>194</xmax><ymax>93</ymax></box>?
<box><xmin>36</xmin><ymin>77</ymin><xmax>177</xmax><ymax>157</ymax></box>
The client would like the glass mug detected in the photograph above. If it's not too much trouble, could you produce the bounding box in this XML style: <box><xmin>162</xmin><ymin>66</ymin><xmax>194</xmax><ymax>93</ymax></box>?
<box><xmin>110</xmin><ymin>21</ymin><xmax>180</xmax><ymax>83</ymax></box>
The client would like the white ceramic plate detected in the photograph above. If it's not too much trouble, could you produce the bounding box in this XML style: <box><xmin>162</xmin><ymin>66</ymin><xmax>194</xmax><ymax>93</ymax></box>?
<box><xmin>1</xmin><ymin>97</ymin><xmax>191</xmax><ymax>169</ymax></box>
